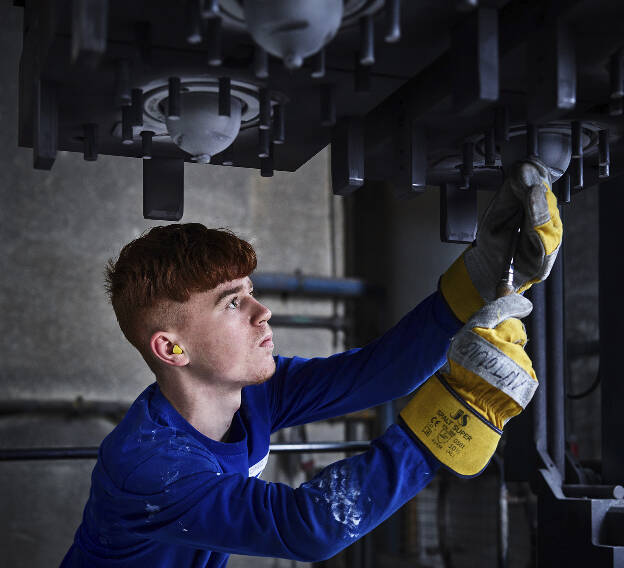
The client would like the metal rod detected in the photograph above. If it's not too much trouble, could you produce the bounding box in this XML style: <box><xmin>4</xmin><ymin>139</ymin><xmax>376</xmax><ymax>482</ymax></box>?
<box><xmin>384</xmin><ymin>0</ymin><xmax>401</xmax><ymax>43</ymax></box>
<box><xmin>260</xmin><ymin>143</ymin><xmax>273</xmax><ymax>177</ymax></box>
<box><xmin>359</xmin><ymin>14</ymin><xmax>375</xmax><ymax>66</ymax></box>
<box><xmin>254</xmin><ymin>46</ymin><xmax>269</xmax><ymax>78</ymax></box>
<box><xmin>269</xmin><ymin>315</ymin><xmax>351</xmax><ymax>331</ymax></box>
<box><xmin>0</xmin><ymin>442</ymin><xmax>373</xmax><ymax>461</ymax></box>
<box><xmin>546</xmin><ymin>231</ymin><xmax>565</xmax><ymax>477</ymax></box>
<box><xmin>600</xmin><ymin>176</ymin><xmax>624</xmax><ymax>484</ymax></box>
<box><xmin>526</xmin><ymin>283</ymin><xmax>548</xmax><ymax>454</ymax></box>
<box><xmin>571</xmin><ymin>121</ymin><xmax>582</xmax><ymax>158</ymax></box>
<box><xmin>252</xmin><ymin>273</ymin><xmax>379</xmax><ymax>298</ymax></box>
<box><xmin>259</xmin><ymin>88</ymin><xmax>271</xmax><ymax>130</ymax></box>
<box><xmin>492</xmin><ymin>454</ymin><xmax>509</xmax><ymax>568</ymax></box>
<box><xmin>572</xmin><ymin>156</ymin><xmax>583</xmax><ymax>191</ymax></box>
<box><xmin>559</xmin><ymin>173</ymin><xmax>571</xmax><ymax>204</ymax></box>
<box><xmin>320</xmin><ymin>84</ymin><xmax>336</xmax><ymax>126</ymax></box>
<box><xmin>562</xmin><ymin>484</ymin><xmax>624</xmax><ymax>499</ymax></box>
<box><xmin>272</xmin><ymin>104</ymin><xmax>285</xmax><ymax>144</ymax></box>
<box><xmin>526</xmin><ymin>123</ymin><xmax>539</xmax><ymax>157</ymax></box>
<box><xmin>113</xmin><ymin>59</ymin><xmax>131</xmax><ymax>108</ymax></box>
<box><xmin>495</xmin><ymin>106</ymin><xmax>509</xmax><ymax>144</ymax></box>
<box><xmin>354</xmin><ymin>52</ymin><xmax>371</xmax><ymax>93</ymax></box>
<box><xmin>141</xmin><ymin>130</ymin><xmax>154</xmax><ymax>159</ymax></box>
<box><xmin>185</xmin><ymin>0</ymin><xmax>202</xmax><ymax>44</ymax></box>
<box><xmin>206</xmin><ymin>17</ymin><xmax>222</xmax><ymax>66</ymax></box>
<box><xmin>461</xmin><ymin>141</ymin><xmax>474</xmax><ymax>189</ymax></box>
<box><xmin>484</xmin><ymin>128</ymin><xmax>496</xmax><ymax>166</ymax></box>
<box><xmin>496</xmin><ymin>214</ymin><xmax>522</xmax><ymax>298</ymax></box>
<box><xmin>599</xmin><ymin>129</ymin><xmax>610</xmax><ymax>179</ymax></box>
<box><xmin>168</xmin><ymin>77</ymin><xmax>181</xmax><ymax>120</ymax></box>
<box><xmin>610</xmin><ymin>49</ymin><xmax>624</xmax><ymax>99</ymax></box>
<box><xmin>218</xmin><ymin>77</ymin><xmax>231</xmax><ymax>117</ymax></box>
<box><xmin>121</xmin><ymin>106</ymin><xmax>133</xmax><ymax>145</ymax></box>
<box><xmin>201</xmin><ymin>0</ymin><xmax>219</xmax><ymax>18</ymax></box>
<box><xmin>311</xmin><ymin>48</ymin><xmax>325</xmax><ymax>79</ymax></box>
<box><xmin>258</xmin><ymin>128</ymin><xmax>270</xmax><ymax>158</ymax></box>
<box><xmin>130</xmin><ymin>88</ymin><xmax>143</xmax><ymax>127</ymax></box>
<box><xmin>83</xmin><ymin>123</ymin><xmax>98</xmax><ymax>161</ymax></box>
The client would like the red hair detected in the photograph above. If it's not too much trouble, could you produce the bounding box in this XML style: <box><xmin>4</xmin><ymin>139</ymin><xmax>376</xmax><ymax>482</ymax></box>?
<box><xmin>105</xmin><ymin>223</ymin><xmax>257</xmax><ymax>348</ymax></box>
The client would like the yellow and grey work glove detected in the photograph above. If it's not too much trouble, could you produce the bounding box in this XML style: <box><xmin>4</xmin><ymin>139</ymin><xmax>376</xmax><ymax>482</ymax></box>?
<box><xmin>400</xmin><ymin>294</ymin><xmax>536</xmax><ymax>477</ymax></box>
<box><xmin>440</xmin><ymin>158</ymin><xmax>562</xmax><ymax>323</ymax></box>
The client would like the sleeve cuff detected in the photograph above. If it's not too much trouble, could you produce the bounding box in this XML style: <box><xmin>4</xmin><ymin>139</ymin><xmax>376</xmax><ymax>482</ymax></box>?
<box><xmin>432</xmin><ymin>287</ymin><xmax>464</xmax><ymax>336</ymax></box>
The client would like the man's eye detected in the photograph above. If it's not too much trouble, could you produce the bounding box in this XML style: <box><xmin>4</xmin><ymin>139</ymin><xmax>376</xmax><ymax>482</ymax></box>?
<box><xmin>227</xmin><ymin>298</ymin><xmax>239</xmax><ymax>309</ymax></box>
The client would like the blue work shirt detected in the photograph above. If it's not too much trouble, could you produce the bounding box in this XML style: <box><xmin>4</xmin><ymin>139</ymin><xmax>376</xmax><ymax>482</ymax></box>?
<box><xmin>60</xmin><ymin>291</ymin><xmax>460</xmax><ymax>567</ymax></box>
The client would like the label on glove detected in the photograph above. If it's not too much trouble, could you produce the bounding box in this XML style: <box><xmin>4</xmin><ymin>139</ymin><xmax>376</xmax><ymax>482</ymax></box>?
<box><xmin>400</xmin><ymin>374</ymin><xmax>501</xmax><ymax>477</ymax></box>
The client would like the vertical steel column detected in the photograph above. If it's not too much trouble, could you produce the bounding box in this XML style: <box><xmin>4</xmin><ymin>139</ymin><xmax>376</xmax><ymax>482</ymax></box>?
<box><xmin>526</xmin><ymin>283</ymin><xmax>548</xmax><ymax>455</ymax></box>
<box><xmin>600</xmin><ymin>176</ymin><xmax>624</xmax><ymax>484</ymax></box>
<box><xmin>546</xmin><ymin>228</ymin><xmax>565</xmax><ymax>477</ymax></box>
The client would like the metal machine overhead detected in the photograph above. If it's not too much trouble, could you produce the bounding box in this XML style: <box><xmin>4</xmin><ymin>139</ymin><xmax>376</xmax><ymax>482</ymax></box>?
<box><xmin>18</xmin><ymin>0</ymin><xmax>624</xmax><ymax>218</ymax></box>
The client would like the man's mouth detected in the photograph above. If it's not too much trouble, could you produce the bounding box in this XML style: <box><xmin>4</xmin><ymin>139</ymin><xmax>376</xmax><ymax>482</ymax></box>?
<box><xmin>259</xmin><ymin>333</ymin><xmax>274</xmax><ymax>348</ymax></box>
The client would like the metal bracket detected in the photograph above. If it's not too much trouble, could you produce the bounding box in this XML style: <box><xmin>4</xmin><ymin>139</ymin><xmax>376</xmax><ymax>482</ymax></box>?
<box><xmin>143</xmin><ymin>158</ymin><xmax>184</xmax><ymax>220</ymax></box>
<box><xmin>331</xmin><ymin>117</ymin><xmax>364</xmax><ymax>196</ymax></box>
<box><xmin>33</xmin><ymin>79</ymin><xmax>57</xmax><ymax>170</ymax></box>
<box><xmin>439</xmin><ymin>183</ymin><xmax>477</xmax><ymax>243</ymax></box>
<box><xmin>451</xmin><ymin>6</ymin><xmax>499</xmax><ymax>114</ymax></box>
<box><xmin>528</xmin><ymin>20</ymin><xmax>576</xmax><ymax>123</ymax></box>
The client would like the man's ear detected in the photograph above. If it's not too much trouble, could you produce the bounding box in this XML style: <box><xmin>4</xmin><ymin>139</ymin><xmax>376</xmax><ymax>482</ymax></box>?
<box><xmin>150</xmin><ymin>331</ymin><xmax>188</xmax><ymax>367</ymax></box>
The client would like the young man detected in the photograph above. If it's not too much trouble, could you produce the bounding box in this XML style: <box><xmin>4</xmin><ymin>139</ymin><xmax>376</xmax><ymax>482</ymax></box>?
<box><xmin>61</xmin><ymin>159</ymin><xmax>561</xmax><ymax>567</ymax></box>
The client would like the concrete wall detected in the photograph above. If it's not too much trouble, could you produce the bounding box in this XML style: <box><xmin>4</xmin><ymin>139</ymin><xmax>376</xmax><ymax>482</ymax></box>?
<box><xmin>0</xmin><ymin>5</ymin><xmax>344</xmax><ymax>567</ymax></box>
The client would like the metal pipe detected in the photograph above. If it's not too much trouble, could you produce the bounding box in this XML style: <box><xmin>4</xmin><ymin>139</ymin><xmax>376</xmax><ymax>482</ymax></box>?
<box><xmin>251</xmin><ymin>273</ymin><xmax>380</xmax><ymax>298</ymax></box>
<box><xmin>526</xmin><ymin>123</ymin><xmax>538</xmax><ymax>157</ymax></box>
<box><xmin>130</xmin><ymin>88</ymin><xmax>143</xmax><ymax>127</ymax></box>
<box><xmin>121</xmin><ymin>106</ymin><xmax>133</xmax><ymax>145</ymax></box>
<box><xmin>546</xmin><ymin>232</ymin><xmax>565</xmax><ymax>477</ymax></box>
<box><xmin>113</xmin><ymin>59</ymin><xmax>131</xmax><ymax>108</ymax></box>
<box><xmin>168</xmin><ymin>77</ymin><xmax>181</xmax><ymax>120</ymax></box>
<box><xmin>311</xmin><ymin>49</ymin><xmax>325</xmax><ymax>79</ymax></box>
<box><xmin>0</xmin><ymin>441</ymin><xmax>373</xmax><ymax>461</ymax></box>
<box><xmin>218</xmin><ymin>77</ymin><xmax>230</xmax><ymax>117</ymax></box>
<box><xmin>83</xmin><ymin>123</ymin><xmax>98</xmax><ymax>161</ymax></box>
<box><xmin>359</xmin><ymin>15</ymin><xmax>375</xmax><ymax>66</ymax></box>
<box><xmin>259</xmin><ymin>88</ymin><xmax>271</xmax><ymax>130</ymax></box>
<box><xmin>320</xmin><ymin>84</ymin><xmax>336</xmax><ymax>127</ymax></box>
<box><xmin>491</xmin><ymin>454</ymin><xmax>509</xmax><ymax>568</ymax></box>
<box><xmin>562</xmin><ymin>484</ymin><xmax>624</xmax><ymax>499</ymax></box>
<box><xmin>384</xmin><ymin>0</ymin><xmax>401</xmax><ymax>43</ymax></box>
<box><xmin>484</xmin><ymin>128</ymin><xmax>496</xmax><ymax>166</ymax></box>
<box><xmin>599</xmin><ymin>129</ymin><xmax>610</xmax><ymax>179</ymax></box>
<box><xmin>272</xmin><ymin>104</ymin><xmax>285</xmax><ymax>144</ymax></box>
<box><xmin>526</xmin><ymin>284</ymin><xmax>547</xmax><ymax>454</ymax></box>
<box><xmin>254</xmin><ymin>46</ymin><xmax>269</xmax><ymax>79</ymax></box>
<box><xmin>0</xmin><ymin>399</ymin><xmax>129</xmax><ymax>420</ymax></box>
<box><xmin>600</xmin><ymin>176</ymin><xmax>624</xmax><ymax>484</ymax></box>
<box><xmin>269</xmin><ymin>315</ymin><xmax>351</xmax><ymax>331</ymax></box>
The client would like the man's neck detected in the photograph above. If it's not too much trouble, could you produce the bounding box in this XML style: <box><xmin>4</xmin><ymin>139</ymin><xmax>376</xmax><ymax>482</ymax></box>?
<box><xmin>158</xmin><ymin>376</ymin><xmax>242</xmax><ymax>442</ymax></box>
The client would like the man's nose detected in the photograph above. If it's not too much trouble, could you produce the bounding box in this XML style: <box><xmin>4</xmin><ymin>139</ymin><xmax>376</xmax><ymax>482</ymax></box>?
<box><xmin>251</xmin><ymin>298</ymin><xmax>271</xmax><ymax>325</ymax></box>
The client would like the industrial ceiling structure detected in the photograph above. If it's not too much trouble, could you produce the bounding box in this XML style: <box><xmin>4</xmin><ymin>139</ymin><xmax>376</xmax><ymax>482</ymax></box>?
<box><xmin>13</xmin><ymin>0</ymin><xmax>624</xmax><ymax>565</ymax></box>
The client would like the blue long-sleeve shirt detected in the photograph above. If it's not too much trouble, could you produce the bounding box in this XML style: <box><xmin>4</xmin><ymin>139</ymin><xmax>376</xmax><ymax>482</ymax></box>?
<box><xmin>60</xmin><ymin>291</ymin><xmax>461</xmax><ymax>567</ymax></box>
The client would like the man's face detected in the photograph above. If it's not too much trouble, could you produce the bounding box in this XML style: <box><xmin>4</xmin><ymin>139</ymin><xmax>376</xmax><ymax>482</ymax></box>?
<box><xmin>178</xmin><ymin>276</ymin><xmax>276</xmax><ymax>387</ymax></box>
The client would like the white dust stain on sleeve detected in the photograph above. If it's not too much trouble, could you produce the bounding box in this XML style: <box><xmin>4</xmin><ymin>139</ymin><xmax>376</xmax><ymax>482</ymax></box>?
<box><xmin>308</xmin><ymin>463</ymin><xmax>363</xmax><ymax>539</ymax></box>
<box><xmin>145</xmin><ymin>503</ymin><xmax>160</xmax><ymax>523</ymax></box>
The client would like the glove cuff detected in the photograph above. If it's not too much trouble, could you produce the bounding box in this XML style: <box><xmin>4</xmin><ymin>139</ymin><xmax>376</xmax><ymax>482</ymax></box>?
<box><xmin>439</xmin><ymin>252</ymin><xmax>485</xmax><ymax>323</ymax></box>
<box><xmin>399</xmin><ymin>373</ymin><xmax>501</xmax><ymax>477</ymax></box>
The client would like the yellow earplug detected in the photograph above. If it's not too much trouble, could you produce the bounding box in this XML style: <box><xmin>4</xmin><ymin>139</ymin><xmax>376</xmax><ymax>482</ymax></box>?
<box><xmin>172</xmin><ymin>345</ymin><xmax>183</xmax><ymax>355</ymax></box>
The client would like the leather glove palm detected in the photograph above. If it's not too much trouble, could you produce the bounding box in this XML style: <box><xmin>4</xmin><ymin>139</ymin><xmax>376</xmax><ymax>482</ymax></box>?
<box><xmin>400</xmin><ymin>294</ymin><xmax>536</xmax><ymax>477</ymax></box>
<box><xmin>440</xmin><ymin>158</ymin><xmax>562</xmax><ymax>323</ymax></box>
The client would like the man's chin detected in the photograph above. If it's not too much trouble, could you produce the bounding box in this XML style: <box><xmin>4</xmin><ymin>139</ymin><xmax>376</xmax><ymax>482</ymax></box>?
<box><xmin>246</xmin><ymin>357</ymin><xmax>276</xmax><ymax>386</ymax></box>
